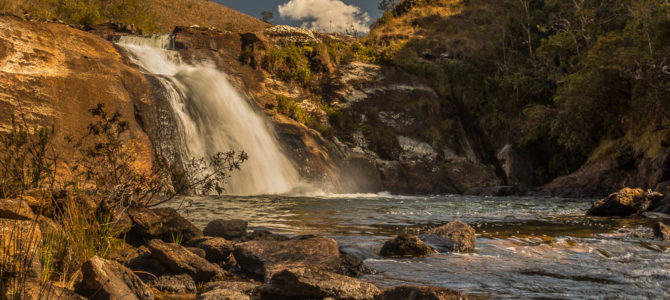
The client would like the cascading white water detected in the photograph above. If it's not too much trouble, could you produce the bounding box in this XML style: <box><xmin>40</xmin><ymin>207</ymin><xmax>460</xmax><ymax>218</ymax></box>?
<box><xmin>116</xmin><ymin>35</ymin><xmax>301</xmax><ymax>195</ymax></box>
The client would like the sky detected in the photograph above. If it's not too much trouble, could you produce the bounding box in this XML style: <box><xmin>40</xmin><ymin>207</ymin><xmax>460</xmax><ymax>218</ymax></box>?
<box><xmin>214</xmin><ymin>0</ymin><xmax>383</xmax><ymax>33</ymax></box>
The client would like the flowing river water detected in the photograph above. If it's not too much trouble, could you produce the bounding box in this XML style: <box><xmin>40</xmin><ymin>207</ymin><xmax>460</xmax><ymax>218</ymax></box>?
<box><xmin>167</xmin><ymin>194</ymin><xmax>670</xmax><ymax>299</ymax></box>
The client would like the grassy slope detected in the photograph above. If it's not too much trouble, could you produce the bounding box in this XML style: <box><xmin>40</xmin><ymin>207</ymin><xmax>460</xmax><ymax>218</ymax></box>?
<box><xmin>148</xmin><ymin>0</ymin><xmax>270</xmax><ymax>33</ymax></box>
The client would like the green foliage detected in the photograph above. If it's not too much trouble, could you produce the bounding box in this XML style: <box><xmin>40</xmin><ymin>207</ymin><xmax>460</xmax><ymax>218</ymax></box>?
<box><xmin>276</xmin><ymin>95</ymin><xmax>331</xmax><ymax>135</ymax></box>
<box><xmin>23</xmin><ymin>0</ymin><xmax>157</xmax><ymax>33</ymax></box>
<box><xmin>265</xmin><ymin>44</ymin><xmax>312</xmax><ymax>86</ymax></box>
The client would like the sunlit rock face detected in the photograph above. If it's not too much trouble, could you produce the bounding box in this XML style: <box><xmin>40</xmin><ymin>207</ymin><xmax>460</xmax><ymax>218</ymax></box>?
<box><xmin>0</xmin><ymin>15</ymin><xmax>155</xmax><ymax>174</ymax></box>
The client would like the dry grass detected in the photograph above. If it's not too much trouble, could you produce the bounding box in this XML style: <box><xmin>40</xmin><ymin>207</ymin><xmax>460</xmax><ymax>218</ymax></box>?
<box><xmin>147</xmin><ymin>0</ymin><xmax>270</xmax><ymax>33</ymax></box>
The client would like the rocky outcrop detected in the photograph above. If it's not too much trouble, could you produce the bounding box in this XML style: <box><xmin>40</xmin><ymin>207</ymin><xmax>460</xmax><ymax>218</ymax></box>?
<box><xmin>233</xmin><ymin>236</ymin><xmax>341</xmax><ymax>280</ymax></box>
<box><xmin>0</xmin><ymin>199</ymin><xmax>35</xmax><ymax>220</ymax></box>
<box><xmin>420</xmin><ymin>221</ymin><xmax>476</xmax><ymax>253</ymax></box>
<box><xmin>261</xmin><ymin>267</ymin><xmax>381</xmax><ymax>300</ymax></box>
<box><xmin>586</xmin><ymin>188</ymin><xmax>658</xmax><ymax>217</ymax></box>
<box><xmin>379</xmin><ymin>234</ymin><xmax>435</xmax><ymax>258</ymax></box>
<box><xmin>127</xmin><ymin>207</ymin><xmax>202</xmax><ymax>244</ymax></box>
<box><xmin>147</xmin><ymin>239</ymin><xmax>225</xmax><ymax>282</ymax></box>
<box><xmin>203</xmin><ymin>219</ymin><xmax>248</xmax><ymax>239</ymax></box>
<box><xmin>77</xmin><ymin>256</ymin><xmax>153</xmax><ymax>300</ymax></box>
<box><xmin>653</xmin><ymin>222</ymin><xmax>670</xmax><ymax>240</ymax></box>
<box><xmin>375</xmin><ymin>286</ymin><xmax>468</xmax><ymax>300</ymax></box>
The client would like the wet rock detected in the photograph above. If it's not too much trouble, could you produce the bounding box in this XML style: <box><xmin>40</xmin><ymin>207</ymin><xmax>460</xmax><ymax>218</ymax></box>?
<box><xmin>188</xmin><ymin>236</ymin><xmax>236</xmax><ymax>266</ymax></box>
<box><xmin>261</xmin><ymin>267</ymin><xmax>380</xmax><ymax>300</ymax></box>
<box><xmin>239</xmin><ymin>229</ymin><xmax>291</xmax><ymax>242</ymax></box>
<box><xmin>653</xmin><ymin>222</ymin><xmax>670</xmax><ymax>240</ymax></box>
<box><xmin>641</xmin><ymin>211</ymin><xmax>670</xmax><ymax>219</ymax></box>
<box><xmin>203</xmin><ymin>219</ymin><xmax>248</xmax><ymax>239</ymax></box>
<box><xmin>127</xmin><ymin>207</ymin><xmax>202</xmax><ymax>244</ymax></box>
<box><xmin>420</xmin><ymin>221</ymin><xmax>476</xmax><ymax>253</ymax></box>
<box><xmin>338</xmin><ymin>251</ymin><xmax>376</xmax><ymax>277</ymax></box>
<box><xmin>379</xmin><ymin>234</ymin><xmax>435</xmax><ymax>258</ymax></box>
<box><xmin>479</xmin><ymin>186</ymin><xmax>519</xmax><ymax>197</ymax></box>
<box><xmin>0</xmin><ymin>198</ymin><xmax>36</xmax><ymax>220</ymax></box>
<box><xmin>376</xmin><ymin>286</ymin><xmax>468</xmax><ymax>300</ymax></box>
<box><xmin>198</xmin><ymin>288</ymin><xmax>250</xmax><ymax>300</ymax></box>
<box><xmin>233</xmin><ymin>236</ymin><xmax>340</xmax><ymax>280</ymax></box>
<box><xmin>77</xmin><ymin>256</ymin><xmax>153</xmax><ymax>300</ymax></box>
<box><xmin>0</xmin><ymin>219</ymin><xmax>42</xmax><ymax>278</ymax></box>
<box><xmin>586</xmin><ymin>188</ymin><xmax>652</xmax><ymax>217</ymax></box>
<box><xmin>152</xmin><ymin>274</ymin><xmax>197</xmax><ymax>294</ymax></box>
<box><xmin>147</xmin><ymin>239</ymin><xmax>225</xmax><ymax>282</ymax></box>
<box><xmin>203</xmin><ymin>281</ymin><xmax>260</xmax><ymax>295</ymax></box>
<box><xmin>496</xmin><ymin>144</ymin><xmax>535</xmax><ymax>188</ymax></box>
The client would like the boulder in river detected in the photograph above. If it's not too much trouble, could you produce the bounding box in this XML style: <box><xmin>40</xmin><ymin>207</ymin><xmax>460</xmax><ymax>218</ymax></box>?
<box><xmin>77</xmin><ymin>256</ymin><xmax>153</xmax><ymax>300</ymax></box>
<box><xmin>261</xmin><ymin>267</ymin><xmax>381</xmax><ymax>300</ymax></box>
<box><xmin>127</xmin><ymin>207</ymin><xmax>202</xmax><ymax>244</ymax></box>
<box><xmin>147</xmin><ymin>239</ymin><xmax>226</xmax><ymax>282</ymax></box>
<box><xmin>653</xmin><ymin>222</ymin><xmax>670</xmax><ymax>240</ymax></box>
<box><xmin>419</xmin><ymin>221</ymin><xmax>476</xmax><ymax>253</ymax></box>
<box><xmin>586</xmin><ymin>188</ymin><xmax>653</xmax><ymax>217</ymax></box>
<box><xmin>233</xmin><ymin>235</ymin><xmax>341</xmax><ymax>280</ymax></box>
<box><xmin>375</xmin><ymin>285</ymin><xmax>468</xmax><ymax>300</ymax></box>
<box><xmin>204</xmin><ymin>219</ymin><xmax>248</xmax><ymax>239</ymax></box>
<box><xmin>379</xmin><ymin>234</ymin><xmax>436</xmax><ymax>258</ymax></box>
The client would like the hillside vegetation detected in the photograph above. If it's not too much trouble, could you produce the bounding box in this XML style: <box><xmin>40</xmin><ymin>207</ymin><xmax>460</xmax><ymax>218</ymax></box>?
<box><xmin>365</xmin><ymin>0</ymin><xmax>670</xmax><ymax>182</ymax></box>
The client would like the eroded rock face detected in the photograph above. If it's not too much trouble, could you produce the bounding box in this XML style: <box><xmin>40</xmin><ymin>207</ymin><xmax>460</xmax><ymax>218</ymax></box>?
<box><xmin>127</xmin><ymin>207</ymin><xmax>202</xmax><ymax>244</ymax></box>
<box><xmin>261</xmin><ymin>267</ymin><xmax>380</xmax><ymax>300</ymax></box>
<box><xmin>147</xmin><ymin>239</ymin><xmax>225</xmax><ymax>282</ymax></box>
<box><xmin>233</xmin><ymin>236</ymin><xmax>341</xmax><ymax>280</ymax></box>
<box><xmin>203</xmin><ymin>219</ymin><xmax>248</xmax><ymax>239</ymax></box>
<box><xmin>653</xmin><ymin>222</ymin><xmax>670</xmax><ymax>240</ymax></box>
<box><xmin>77</xmin><ymin>256</ymin><xmax>153</xmax><ymax>300</ymax></box>
<box><xmin>420</xmin><ymin>221</ymin><xmax>476</xmax><ymax>253</ymax></box>
<box><xmin>0</xmin><ymin>199</ymin><xmax>35</xmax><ymax>220</ymax></box>
<box><xmin>379</xmin><ymin>234</ymin><xmax>435</xmax><ymax>258</ymax></box>
<box><xmin>586</xmin><ymin>188</ymin><xmax>652</xmax><ymax>217</ymax></box>
<box><xmin>376</xmin><ymin>286</ymin><xmax>468</xmax><ymax>300</ymax></box>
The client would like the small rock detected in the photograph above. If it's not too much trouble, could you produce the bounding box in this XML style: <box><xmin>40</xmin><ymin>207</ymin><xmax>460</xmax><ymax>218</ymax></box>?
<box><xmin>203</xmin><ymin>281</ymin><xmax>259</xmax><ymax>294</ymax></box>
<box><xmin>338</xmin><ymin>251</ymin><xmax>375</xmax><ymax>276</ymax></box>
<box><xmin>0</xmin><ymin>198</ymin><xmax>36</xmax><ymax>220</ymax></box>
<box><xmin>233</xmin><ymin>236</ymin><xmax>340</xmax><ymax>281</ymax></box>
<box><xmin>376</xmin><ymin>286</ymin><xmax>468</xmax><ymax>300</ymax></box>
<box><xmin>379</xmin><ymin>234</ymin><xmax>435</xmax><ymax>258</ymax></box>
<box><xmin>204</xmin><ymin>219</ymin><xmax>248</xmax><ymax>239</ymax></box>
<box><xmin>653</xmin><ymin>222</ymin><xmax>670</xmax><ymax>240</ymax></box>
<box><xmin>419</xmin><ymin>221</ymin><xmax>476</xmax><ymax>253</ymax></box>
<box><xmin>188</xmin><ymin>236</ymin><xmax>235</xmax><ymax>263</ymax></box>
<box><xmin>147</xmin><ymin>239</ymin><xmax>225</xmax><ymax>282</ymax></box>
<box><xmin>261</xmin><ymin>267</ymin><xmax>380</xmax><ymax>300</ymax></box>
<box><xmin>586</xmin><ymin>188</ymin><xmax>651</xmax><ymax>217</ymax></box>
<box><xmin>77</xmin><ymin>256</ymin><xmax>153</xmax><ymax>300</ymax></box>
<box><xmin>152</xmin><ymin>274</ymin><xmax>197</xmax><ymax>294</ymax></box>
<box><xmin>198</xmin><ymin>288</ymin><xmax>250</xmax><ymax>300</ymax></box>
<box><xmin>4</xmin><ymin>280</ymin><xmax>86</xmax><ymax>300</ymax></box>
<box><xmin>127</xmin><ymin>207</ymin><xmax>202</xmax><ymax>244</ymax></box>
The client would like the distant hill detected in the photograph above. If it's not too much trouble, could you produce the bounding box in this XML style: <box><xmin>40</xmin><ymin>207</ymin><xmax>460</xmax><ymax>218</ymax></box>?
<box><xmin>148</xmin><ymin>0</ymin><xmax>270</xmax><ymax>33</ymax></box>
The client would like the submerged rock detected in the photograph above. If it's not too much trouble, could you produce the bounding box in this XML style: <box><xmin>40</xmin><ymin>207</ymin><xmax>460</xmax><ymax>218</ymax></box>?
<box><xmin>376</xmin><ymin>286</ymin><xmax>468</xmax><ymax>300</ymax></box>
<box><xmin>653</xmin><ymin>222</ymin><xmax>670</xmax><ymax>240</ymax></box>
<box><xmin>77</xmin><ymin>256</ymin><xmax>153</xmax><ymax>300</ymax></box>
<box><xmin>204</xmin><ymin>219</ymin><xmax>248</xmax><ymax>239</ymax></box>
<box><xmin>261</xmin><ymin>267</ymin><xmax>380</xmax><ymax>300</ymax></box>
<box><xmin>147</xmin><ymin>239</ymin><xmax>225</xmax><ymax>282</ymax></box>
<box><xmin>420</xmin><ymin>221</ymin><xmax>476</xmax><ymax>253</ymax></box>
<box><xmin>233</xmin><ymin>236</ymin><xmax>341</xmax><ymax>280</ymax></box>
<box><xmin>586</xmin><ymin>188</ymin><xmax>653</xmax><ymax>217</ymax></box>
<box><xmin>152</xmin><ymin>274</ymin><xmax>197</xmax><ymax>295</ymax></box>
<box><xmin>379</xmin><ymin>234</ymin><xmax>435</xmax><ymax>258</ymax></box>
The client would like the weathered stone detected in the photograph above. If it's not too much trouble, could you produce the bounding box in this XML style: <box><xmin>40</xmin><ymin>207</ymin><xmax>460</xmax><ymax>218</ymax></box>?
<box><xmin>77</xmin><ymin>256</ymin><xmax>153</xmax><ymax>300</ymax></box>
<box><xmin>233</xmin><ymin>236</ymin><xmax>341</xmax><ymax>281</ymax></box>
<box><xmin>198</xmin><ymin>288</ymin><xmax>250</xmax><ymax>300</ymax></box>
<box><xmin>127</xmin><ymin>207</ymin><xmax>202</xmax><ymax>244</ymax></box>
<box><xmin>338</xmin><ymin>251</ymin><xmax>376</xmax><ymax>277</ymax></box>
<box><xmin>0</xmin><ymin>198</ymin><xmax>36</xmax><ymax>220</ymax></box>
<box><xmin>203</xmin><ymin>281</ymin><xmax>260</xmax><ymax>294</ymax></box>
<box><xmin>375</xmin><ymin>286</ymin><xmax>468</xmax><ymax>300</ymax></box>
<box><xmin>204</xmin><ymin>219</ymin><xmax>248</xmax><ymax>239</ymax></box>
<box><xmin>238</xmin><ymin>230</ymin><xmax>290</xmax><ymax>242</ymax></box>
<box><xmin>653</xmin><ymin>222</ymin><xmax>670</xmax><ymax>240</ymax></box>
<box><xmin>187</xmin><ymin>236</ymin><xmax>236</xmax><ymax>269</ymax></box>
<box><xmin>0</xmin><ymin>219</ymin><xmax>42</xmax><ymax>278</ymax></box>
<box><xmin>261</xmin><ymin>267</ymin><xmax>380</xmax><ymax>300</ymax></box>
<box><xmin>188</xmin><ymin>246</ymin><xmax>208</xmax><ymax>258</ymax></box>
<box><xmin>147</xmin><ymin>239</ymin><xmax>225</xmax><ymax>282</ymax></box>
<box><xmin>380</xmin><ymin>234</ymin><xmax>435</xmax><ymax>258</ymax></box>
<box><xmin>112</xmin><ymin>245</ymin><xmax>171</xmax><ymax>281</ymax></box>
<box><xmin>152</xmin><ymin>274</ymin><xmax>197</xmax><ymax>294</ymax></box>
<box><xmin>419</xmin><ymin>221</ymin><xmax>476</xmax><ymax>253</ymax></box>
<box><xmin>586</xmin><ymin>188</ymin><xmax>652</xmax><ymax>217</ymax></box>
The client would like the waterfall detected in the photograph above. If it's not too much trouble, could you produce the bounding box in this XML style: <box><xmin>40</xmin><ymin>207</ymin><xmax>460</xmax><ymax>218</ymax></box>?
<box><xmin>116</xmin><ymin>35</ymin><xmax>301</xmax><ymax>195</ymax></box>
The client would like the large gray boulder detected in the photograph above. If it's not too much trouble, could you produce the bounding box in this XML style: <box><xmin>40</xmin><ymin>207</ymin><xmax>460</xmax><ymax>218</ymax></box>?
<box><xmin>203</xmin><ymin>219</ymin><xmax>248</xmax><ymax>240</ymax></box>
<box><xmin>379</xmin><ymin>234</ymin><xmax>435</xmax><ymax>258</ymax></box>
<box><xmin>375</xmin><ymin>286</ymin><xmax>468</xmax><ymax>300</ymax></box>
<box><xmin>77</xmin><ymin>256</ymin><xmax>153</xmax><ymax>300</ymax></box>
<box><xmin>419</xmin><ymin>221</ymin><xmax>476</xmax><ymax>253</ymax></box>
<box><xmin>147</xmin><ymin>239</ymin><xmax>225</xmax><ymax>282</ymax></box>
<box><xmin>261</xmin><ymin>267</ymin><xmax>380</xmax><ymax>300</ymax></box>
<box><xmin>233</xmin><ymin>236</ymin><xmax>341</xmax><ymax>281</ymax></box>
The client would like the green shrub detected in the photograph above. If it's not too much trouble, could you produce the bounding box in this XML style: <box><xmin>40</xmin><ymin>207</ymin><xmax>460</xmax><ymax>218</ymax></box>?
<box><xmin>265</xmin><ymin>45</ymin><xmax>312</xmax><ymax>86</ymax></box>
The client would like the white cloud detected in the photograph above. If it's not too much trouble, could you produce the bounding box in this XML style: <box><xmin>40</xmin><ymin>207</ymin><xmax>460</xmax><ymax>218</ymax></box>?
<box><xmin>278</xmin><ymin>0</ymin><xmax>370</xmax><ymax>33</ymax></box>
